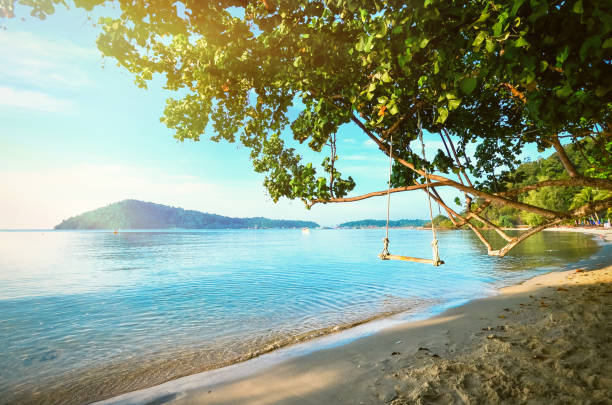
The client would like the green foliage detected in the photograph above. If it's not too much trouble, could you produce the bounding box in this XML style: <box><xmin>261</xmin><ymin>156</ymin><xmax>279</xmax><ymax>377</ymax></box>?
<box><xmin>54</xmin><ymin>200</ymin><xmax>319</xmax><ymax>229</ymax></box>
<box><xmin>497</xmin><ymin>214</ymin><xmax>516</xmax><ymax>228</ymax></box>
<box><xmin>11</xmin><ymin>0</ymin><xmax>612</xmax><ymax>208</ymax></box>
<box><xmin>480</xmin><ymin>144</ymin><xmax>610</xmax><ymax>226</ymax></box>
<box><xmin>570</xmin><ymin>187</ymin><xmax>611</xmax><ymax>210</ymax></box>
<box><xmin>425</xmin><ymin>214</ymin><xmax>454</xmax><ymax>228</ymax></box>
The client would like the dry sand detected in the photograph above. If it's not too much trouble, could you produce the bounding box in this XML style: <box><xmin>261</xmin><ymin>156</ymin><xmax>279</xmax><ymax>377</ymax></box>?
<box><xmin>105</xmin><ymin>264</ymin><xmax>612</xmax><ymax>405</ymax></box>
<box><xmin>545</xmin><ymin>226</ymin><xmax>612</xmax><ymax>242</ymax></box>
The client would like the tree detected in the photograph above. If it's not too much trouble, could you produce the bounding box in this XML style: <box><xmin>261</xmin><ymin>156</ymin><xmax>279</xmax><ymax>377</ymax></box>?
<box><xmin>5</xmin><ymin>0</ymin><xmax>612</xmax><ymax>257</ymax></box>
<box><xmin>570</xmin><ymin>187</ymin><xmax>610</xmax><ymax>221</ymax></box>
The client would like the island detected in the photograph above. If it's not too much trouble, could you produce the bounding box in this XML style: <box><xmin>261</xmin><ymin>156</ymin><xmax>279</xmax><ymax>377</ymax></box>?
<box><xmin>54</xmin><ymin>200</ymin><xmax>319</xmax><ymax>230</ymax></box>
<box><xmin>338</xmin><ymin>219</ymin><xmax>428</xmax><ymax>228</ymax></box>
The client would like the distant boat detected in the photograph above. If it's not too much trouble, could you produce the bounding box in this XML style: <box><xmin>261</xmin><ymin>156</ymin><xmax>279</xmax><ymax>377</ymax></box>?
<box><xmin>301</xmin><ymin>227</ymin><xmax>310</xmax><ymax>234</ymax></box>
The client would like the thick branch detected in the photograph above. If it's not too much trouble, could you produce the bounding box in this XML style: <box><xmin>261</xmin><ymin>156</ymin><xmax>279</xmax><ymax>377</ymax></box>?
<box><xmin>491</xmin><ymin>219</ymin><xmax>564</xmax><ymax>257</ymax></box>
<box><xmin>570</xmin><ymin>196</ymin><xmax>612</xmax><ymax>218</ymax></box>
<box><xmin>550</xmin><ymin>136</ymin><xmax>580</xmax><ymax>178</ymax></box>
<box><xmin>350</xmin><ymin>115</ymin><xmax>568</xmax><ymax>219</ymax></box>
<box><xmin>465</xmin><ymin>222</ymin><xmax>494</xmax><ymax>252</ymax></box>
<box><xmin>347</xmin><ymin>112</ymin><xmax>610</xmax><ymax>258</ymax></box>
<box><xmin>307</xmin><ymin>182</ymin><xmax>447</xmax><ymax>207</ymax></box>
<box><xmin>499</xmin><ymin>178</ymin><xmax>612</xmax><ymax>197</ymax></box>
<box><xmin>466</xmin><ymin>212</ymin><xmax>514</xmax><ymax>242</ymax></box>
<box><xmin>441</xmin><ymin>128</ymin><xmax>474</xmax><ymax>188</ymax></box>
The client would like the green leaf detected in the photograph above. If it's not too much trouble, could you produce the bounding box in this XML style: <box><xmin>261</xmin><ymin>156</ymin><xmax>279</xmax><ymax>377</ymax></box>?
<box><xmin>436</xmin><ymin>107</ymin><xmax>449</xmax><ymax>123</ymax></box>
<box><xmin>572</xmin><ymin>0</ymin><xmax>583</xmax><ymax>14</ymax></box>
<box><xmin>375</xmin><ymin>24</ymin><xmax>388</xmax><ymax>39</ymax></box>
<box><xmin>473</xmin><ymin>31</ymin><xmax>486</xmax><ymax>48</ymax></box>
<box><xmin>510</xmin><ymin>0</ymin><xmax>526</xmax><ymax>16</ymax></box>
<box><xmin>556</xmin><ymin>84</ymin><xmax>573</xmax><ymax>98</ymax></box>
<box><xmin>476</xmin><ymin>11</ymin><xmax>490</xmax><ymax>24</ymax></box>
<box><xmin>355</xmin><ymin>38</ymin><xmax>364</xmax><ymax>52</ymax></box>
<box><xmin>603</xmin><ymin>38</ymin><xmax>612</xmax><ymax>49</ymax></box>
<box><xmin>448</xmin><ymin>98</ymin><xmax>462</xmax><ymax>110</ymax></box>
<box><xmin>381</xmin><ymin>71</ymin><xmax>393</xmax><ymax>83</ymax></box>
<box><xmin>460</xmin><ymin>77</ymin><xmax>477</xmax><ymax>95</ymax></box>
<box><xmin>539</xmin><ymin>60</ymin><xmax>549</xmax><ymax>72</ymax></box>
<box><xmin>419</xmin><ymin>38</ymin><xmax>430</xmax><ymax>48</ymax></box>
<box><xmin>388</xmin><ymin>103</ymin><xmax>399</xmax><ymax>115</ymax></box>
<box><xmin>514</xmin><ymin>37</ymin><xmax>529</xmax><ymax>48</ymax></box>
<box><xmin>485</xmin><ymin>38</ymin><xmax>495</xmax><ymax>53</ymax></box>
<box><xmin>492</xmin><ymin>21</ymin><xmax>503</xmax><ymax>37</ymax></box>
<box><xmin>424</xmin><ymin>0</ymin><xmax>434</xmax><ymax>7</ymax></box>
<box><xmin>556</xmin><ymin>45</ymin><xmax>570</xmax><ymax>65</ymax></box>
<box><xmin>359</xmin><ymin>8</ymin><xmax>368</xmax><ymax>22</ymax></box>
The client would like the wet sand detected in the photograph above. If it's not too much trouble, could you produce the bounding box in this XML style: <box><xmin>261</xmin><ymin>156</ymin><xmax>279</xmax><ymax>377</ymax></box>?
<box><xmin>545</xmin><ymin>226</ymin><xmax>612</xmax><ymax>242</ymax></box>
<box><xmin>101</xmin><ymin>263</ymin><xmax>612</xmax><ymax>404</ymax></box>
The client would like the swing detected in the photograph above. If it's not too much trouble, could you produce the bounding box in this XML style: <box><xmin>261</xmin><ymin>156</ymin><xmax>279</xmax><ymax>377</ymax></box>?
<box><xmin>378</xmin><ymin>110</ymin><xmax>444</xmax><ymax>266</ymax></box>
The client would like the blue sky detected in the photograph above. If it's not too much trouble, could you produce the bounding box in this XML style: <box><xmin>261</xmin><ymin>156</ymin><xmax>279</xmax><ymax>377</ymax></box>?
<box><xmin>0</xmin><ymin>4</ymin><xmax>550</xmax><ymax>229</ymax></box>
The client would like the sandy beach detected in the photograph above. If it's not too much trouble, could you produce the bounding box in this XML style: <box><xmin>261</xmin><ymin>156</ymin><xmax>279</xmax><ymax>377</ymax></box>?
<box><xmin>99</xmin><ymin>228</ymin><xmax>611</xmax><ymax>405</ymax></box>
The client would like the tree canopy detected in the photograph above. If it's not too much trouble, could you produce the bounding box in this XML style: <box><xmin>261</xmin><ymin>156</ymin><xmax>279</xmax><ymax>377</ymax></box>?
<box><xmin>5</xmin><ymin>0</ymin><xmax>611</xmax><ymax>256</ymax></box>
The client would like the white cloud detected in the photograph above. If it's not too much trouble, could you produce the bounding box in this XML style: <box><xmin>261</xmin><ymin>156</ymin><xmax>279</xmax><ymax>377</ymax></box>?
<box><xmin>363</xmin><ymin>139</ymin><xmax>377</xmax><ymax>148</ymax></box>
<box><xmin>0</xmin><ymin>86</ymin><xmax>75</xmax><ymax>112</ymax></box>
<box><xmin>0</xmin><ymin>30</ymin><xmax>98</xmax><ymax>89</ymax></box>
<box><xmin>340</xmin><ymin>153</ymin><xmax>386</xmax><ymax>162</ymax></box>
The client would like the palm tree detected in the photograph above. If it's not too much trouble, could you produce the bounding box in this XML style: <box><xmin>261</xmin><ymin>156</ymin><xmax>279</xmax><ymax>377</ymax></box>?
<box><xmin>570</xmin><ymin>188</ymin><xmax>611</xmax><ymax>222</ymax></box>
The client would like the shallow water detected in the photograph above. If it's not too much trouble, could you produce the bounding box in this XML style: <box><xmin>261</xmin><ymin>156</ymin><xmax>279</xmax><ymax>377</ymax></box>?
<box><xmin>0</xmin><ymin>229</ymin><xmax>603</xmax><ymax>404</ymax></box>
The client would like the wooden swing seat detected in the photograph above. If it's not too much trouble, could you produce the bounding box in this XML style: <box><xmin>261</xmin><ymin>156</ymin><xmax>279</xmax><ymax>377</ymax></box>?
<box><xmin>379</xmin><ymin>253</ymin><xmax>444</xmax><ymax>266</ymax></box>
<box><xmin>378</xmin><ymin>110</ymin><xmax>444</xmax><ymax>268</ymax></box>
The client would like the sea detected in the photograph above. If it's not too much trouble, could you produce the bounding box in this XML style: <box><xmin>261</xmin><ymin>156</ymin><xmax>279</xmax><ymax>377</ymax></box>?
<box><xmin>0</xmin><ymin>228</ymin><xmax>608</xmax><ymax>404</ymax></box>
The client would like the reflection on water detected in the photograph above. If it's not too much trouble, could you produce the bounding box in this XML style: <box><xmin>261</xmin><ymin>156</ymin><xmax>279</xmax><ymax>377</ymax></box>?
<box><xmin>0</xmin><ymin>229</ymin><xmax>603</xmax><ymax>404</ymax></box>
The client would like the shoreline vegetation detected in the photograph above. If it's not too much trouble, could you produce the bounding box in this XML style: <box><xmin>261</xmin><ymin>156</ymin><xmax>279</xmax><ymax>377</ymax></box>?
<box><xmin>98</xmin><ymin>228</ymin><xmax>612</xmax><ymax>405</ymax></box>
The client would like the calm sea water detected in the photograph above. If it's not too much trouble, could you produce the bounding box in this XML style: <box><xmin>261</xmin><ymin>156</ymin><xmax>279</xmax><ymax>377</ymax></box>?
<box><xmin>0</xmin><ymin>229</ymin><xmax>604</xmax><ymax>404</ymax></box>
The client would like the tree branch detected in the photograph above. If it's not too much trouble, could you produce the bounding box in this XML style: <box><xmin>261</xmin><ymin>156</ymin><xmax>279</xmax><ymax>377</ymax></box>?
<box><xmin>441</xmin><ymin>128</ymin><xmax>474</xmax><ymax>188</ymax></box>
<box><xmin>491</xmin><ymin>219</ymin><xmax>564</xmax><ymax>257</ymax></box>
<box><xmin>307</xmin><ymin>182</ymin><xmax>447</xmax><ymax>207</ymax></box>
<box><xmin>350</xmin><ymin>113</ymin><xmax>569</xmax><ymax>219</ymax></box>
<box><xmin>570</xmin><ymin>196</ymin><xmax>612</xmax><ymax>218</ymax></box>
<box><xmin>348</xmin><ymin>112</ymin><xmax>611</xmax><ymax>257</ymax></box>
<box><xmin>466</xmin><ymin>212</ymin><xmax>514</xmax><ymax>242</ymax></box>
<box><xmin>499</xmin><ymin>177</ymin><xmax>612</xmax><ymax>197</ymax></box>
<box><xmin>550</xmin><ymin>135</ymin><xmax>580</xmax><ymax>178</ymax></box>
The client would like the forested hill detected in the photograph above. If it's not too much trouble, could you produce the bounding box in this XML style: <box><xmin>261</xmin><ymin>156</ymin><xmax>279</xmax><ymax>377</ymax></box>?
<box><xmin>338</xmin><ymin>219</ymin><xmax>427</xmax><ymax>228</ymax></box>
<box><xmin>480</xmin><ymin>143</ymin><xmax>611</xmax><ymax>227</ymax></box>
<box><xmin>54</xmin><ymin>200</ymin><xmax>319</xmax><ymax>230</ymax></box>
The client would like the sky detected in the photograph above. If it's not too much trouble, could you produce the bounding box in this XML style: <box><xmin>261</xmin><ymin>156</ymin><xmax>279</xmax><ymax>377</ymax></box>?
<box><xmin>0</xmin><ymin>4</ymin><xmax>551</xmax><ymax>229</ymax></box>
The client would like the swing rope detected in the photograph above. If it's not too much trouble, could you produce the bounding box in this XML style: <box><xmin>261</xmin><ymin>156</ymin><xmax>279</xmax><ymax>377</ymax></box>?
<box><xmin>379</xmin><ymin>109</ymin><xmax>441</xmax><ymax>266</ymax></box>
<box><xmin>417</xmin><ymin>110</ymin><xmax>441</xmax><ymax>265</ymax></box>
<box><xmin>380</xmin><ymin>132</ymin><xmax>393</xmax><ymax>258</ymax></box>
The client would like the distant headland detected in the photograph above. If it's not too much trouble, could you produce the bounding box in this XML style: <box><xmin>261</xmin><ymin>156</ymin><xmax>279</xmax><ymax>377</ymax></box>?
<box><xmin>54</xmin><ymin>200</ymin><xmax>319</xmax><ymax>230</ymax></box>
<box><xmin>337</xmin><ymin>219</ymin><xmax>428</xmax><ymax>228</ymax></box>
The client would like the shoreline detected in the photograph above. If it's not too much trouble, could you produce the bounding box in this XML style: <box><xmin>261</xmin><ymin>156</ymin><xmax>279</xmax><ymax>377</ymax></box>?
<box><xmin>97</xmin><ymin>231</ymin><xmax>611</xmax><ymax>405</ymax></box>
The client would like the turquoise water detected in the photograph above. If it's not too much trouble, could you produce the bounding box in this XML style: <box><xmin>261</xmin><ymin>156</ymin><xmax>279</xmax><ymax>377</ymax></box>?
<box><xmin>0</xmin><ymin>229</ymin><xmax>603</xmax><ymax>404</ymax></box>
